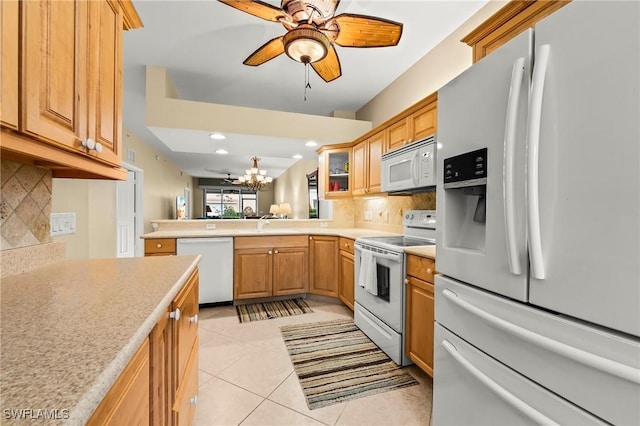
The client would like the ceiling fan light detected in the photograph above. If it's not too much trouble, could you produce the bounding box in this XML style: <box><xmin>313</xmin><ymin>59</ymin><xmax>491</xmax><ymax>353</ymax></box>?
<box><xmin>283</xmin><ymin>27</ymin><xmax>329</xmax><ymax>63</ymax></box>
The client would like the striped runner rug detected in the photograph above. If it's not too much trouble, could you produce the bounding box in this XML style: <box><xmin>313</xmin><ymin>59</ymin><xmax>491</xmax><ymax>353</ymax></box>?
<box><xmin>236</xmin><ymin>298</ymin><xmax>313</xmax><ymax>323</ymax></box>
<box><xmin>280</xmin><ymin>319</ymin><xmax>418</xmax><ymax>409</ymax></box>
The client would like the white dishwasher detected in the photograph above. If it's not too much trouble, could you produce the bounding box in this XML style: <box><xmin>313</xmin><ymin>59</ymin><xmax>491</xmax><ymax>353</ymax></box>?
<box><xmin>177</xmin><ymin>237</ymin><xmax>233</xmax><ymax>305</ymax></box>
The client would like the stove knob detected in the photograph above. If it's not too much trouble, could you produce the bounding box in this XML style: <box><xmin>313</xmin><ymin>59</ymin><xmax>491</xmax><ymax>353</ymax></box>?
<box><xmin>409</xmin><ymin>214</ymin><xmax>414</xmax><ymax>220</ymax></box>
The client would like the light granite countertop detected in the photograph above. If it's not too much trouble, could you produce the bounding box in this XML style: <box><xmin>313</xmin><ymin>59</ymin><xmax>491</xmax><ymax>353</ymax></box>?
<box><xmin>404</xmin><ymin>245</ymin><xmax>437</xmax><ymax>260</ymax></box>
<box><xmin>141</xmin><ymin>227</ymin><xmax>400</xmax><ymax>240</ymax></box>
<box><xmin>0</xmin><ymin>255</ymin><xmax>201</xmax><ymax>425</ymax></box>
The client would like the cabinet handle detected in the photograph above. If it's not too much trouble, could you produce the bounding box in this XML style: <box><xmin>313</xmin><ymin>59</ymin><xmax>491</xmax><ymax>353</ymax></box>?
<box><xmin>169</xmin><ymin>308</ymin><xmax>181</xmax><ymax>321</ymax></box>
<box><xmin>95</xmin><ymin>142</ymin><xmax>103</xmax><ymax>153</ymax></box>
<box><xmin>274</xmin><ymin>249</ymin><xmax>279</xmax><ymax>254</ymax></box>
<box><xmin>190</xmin><ymin>395</ymin><xmax>198</xmax><ymax>405</ymax></box>
<box><xmin>404</xmin><ymin>278</ymin><xmax>409</xmax><ymax>284</ymax></box>
<box><xmin>427</xmin><ymin>268</ymin><xmax>433</xmax><ymax>274</ymax></box>
<box><xmin>189</xmin><ymin>314</ymin><xmax>198</xmax><ymax>324</ymax></box>
<box><xmin>81</xmin><ymin>138</ymin><xmax>96</xmax><ymax>150</ymax></box>
<box><xmin>156</xmin><ymin>243</ymin><xmax>162</xmax><ymax>248</ymax></box>
<box><xmin>309</xmin><ymin>236</ymin><xmax>313</xmax><ymax>240</ymax></box>
<box><xmin>268</xmin><ymin>250</ymin><xmax>272</xmax><ymax>255</ymax></box>
<box><xmin>344</xmin><ymin>243</ymin><xmax>349</xmax><ymax>248</ymax></box>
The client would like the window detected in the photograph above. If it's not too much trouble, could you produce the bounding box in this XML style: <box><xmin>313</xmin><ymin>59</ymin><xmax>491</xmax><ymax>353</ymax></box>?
<box><xmin>204</xmin><ymin>189</ymin><xmax>258</xmax><ymax>219</ymax></box>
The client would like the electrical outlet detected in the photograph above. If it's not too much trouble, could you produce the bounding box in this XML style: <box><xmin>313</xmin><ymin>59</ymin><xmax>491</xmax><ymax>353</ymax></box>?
<box><xmin>206</xmin><ymin>224</ymin><xmax>216</xmax><ymax>230</ymax></box>
<box><xmin>50</xmin><ymin>212</ymin><xmax>76</xmax><ymax>236</ymax></box>
<box><xmin>383</xmin><ymin>211</ymin><xmax>389</xmax><ymax>222</ymax></box>
<box><xmin>320</xmin><ymin>222</ymin><xmax>328</xmax><ymax>228</ymax></box>
<box><xmin>364</xmin><ymin>211</ymin><xmax>373</xmax><ymax>221</ymax></box>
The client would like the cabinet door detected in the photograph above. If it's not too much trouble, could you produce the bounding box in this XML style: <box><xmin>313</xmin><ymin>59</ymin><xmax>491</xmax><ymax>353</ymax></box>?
<box><xmin>0</xmin><ymin>0</ymin><xmax>19</xmax><ymax>129</ymax></box>
<box><xmin>411</xmin><ymin>103</ymin><xmax>437</xmax><ymax>141</ymax></box>
<box><xmin>173</xmin><ymin>337</ymin><xmax>199</xmax><ymax>426</ymax></box>
<box><xmin>386</xmin><ymin>117</ymin><xmax>410</xmax><ymax>151</ymax></box>
<box><xmin>351</xmin><ymin>140</ymin><xmax>367</xmax><ymax>196</ymax></box>
<box><xmin>367</xmin><ymin>131</ymin><xmax>384</xmax><ymax>193</ymax></box>
<box><xmin>309</xmin><ymin>235</ymin><xmax>339</xmax><ymax>297</ymax></box>
<box><xmin>150</xmin><ymin>309</ymin><xmax>172</xmax><ymax>426</ymax></box>
<box><xmin>173</xmin><ymin>269</ymin><xmax>199</xmax><ymax>391</ymax></box>
<box><xmin>23</xmin><ymin>0</ymin><xmax>88</xmax><ymax>149</ymax></box>
<box><xmin>273</xmin><ymin>247</ymin><xmax>309</xmax><ymax>295</ymax></box>
<box><xmin>87</xmin><ymin>0</ymin><xmax>122</xmax><ymax>166</ymax></box>
<box><xmin>234</xmin><ymin>248</ymin><xmax>272</xmax><ymax>299</ymax></box>
<box><xmin>405</xmin><ymin>276</ymin><xmax>434</xmax><ymax>376</ymax></box>
<box><xmin>339</xmin><ymin>250</ymin><xmax>355</xmax><ymax>310</ymax></box>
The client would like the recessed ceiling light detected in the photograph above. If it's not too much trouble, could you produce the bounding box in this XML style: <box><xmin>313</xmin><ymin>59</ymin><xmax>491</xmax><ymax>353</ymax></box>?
<box><xmin>305</xmin><ymin>141</ymin><xmax>317</xmax><ymax>147</ymax></box>
<box><xmin>293</xmin><ymin>154</ymin><xmax>303</xmax><ymax>159</ymax></box>
<box><xmin>210</xmin><ymin>133</ymin><xmax>226</xmax><ymax>140</ymax></box>
<box><xmin>215</xmin><ymin>149</ymin><xmax>228</xmax><ymax>155</ymax></box>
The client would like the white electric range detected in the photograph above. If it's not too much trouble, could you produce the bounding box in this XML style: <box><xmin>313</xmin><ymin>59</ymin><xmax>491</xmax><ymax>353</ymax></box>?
<box><xmin>354</xmin><ymin>210</ymin><xmax>436</xmax><ymax>365</ymax></box>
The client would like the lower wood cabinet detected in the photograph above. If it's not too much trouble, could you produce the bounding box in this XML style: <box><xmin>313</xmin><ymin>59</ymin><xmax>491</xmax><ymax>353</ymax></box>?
<box><xmin>338</xmin><ymin>237</ymin><xmax>355</xmax><ymax>310</ymax></box>
<box><xmin>90</xmin><ymin>267</ymin><xmax>199</xmax><ymax>425</ymax></box>
<box><xmin>309</xmin><ymin>235</ymin><xmax>339</xmax><ymax>297</ymax></box>
<box><xmin>234</xmin><ymin>236</ymin><xmax>309</xmax><ymax>300</ymax></box>
<box><xmin>405</xmin><ymin>254</ymin><xmax>436</xmax><ymax>377</ymax></box>
<box><xmin>87</xmin><ymin>338</ymin><xmax>150</xmax><ymax>426</ymax></box>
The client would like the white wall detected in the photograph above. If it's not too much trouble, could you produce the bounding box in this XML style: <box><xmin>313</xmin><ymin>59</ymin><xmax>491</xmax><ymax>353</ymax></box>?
<box><xmin>357</xmin><ymin>1</ymin><xmax>507</xmax><ymax>126</ymax></box>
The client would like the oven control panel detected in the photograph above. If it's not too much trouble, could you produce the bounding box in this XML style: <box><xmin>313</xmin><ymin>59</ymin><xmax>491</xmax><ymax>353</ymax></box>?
<box><xmin>403</xmin><ymin>210</ymin><xmax>436</xmax><ymax>229</ymax></box>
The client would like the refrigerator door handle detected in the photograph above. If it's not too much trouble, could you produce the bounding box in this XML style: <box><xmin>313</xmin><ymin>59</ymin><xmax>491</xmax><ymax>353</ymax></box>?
<box><xmin>527</xmin><ymin>44</ymin><xmax>550</xmax><ymax>280</ymax></box>
<box><xmin>441</xmin><ymin>339</ymin><xmax>558</xmax><ymax>425</ymax></box>
<box><xmin>503</xmin><ymin>57</ymin><xmax>526</xmax><ymax>276</ymax></box>
<box><xmin>442</xmin><ymin>289</ymin><xmax>640</xmax><ymax>384</ymax></box>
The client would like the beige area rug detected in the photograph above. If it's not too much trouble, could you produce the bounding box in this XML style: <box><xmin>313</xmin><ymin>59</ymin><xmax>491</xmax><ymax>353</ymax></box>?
<box><xmin>280</xmin><ymin>319</ymin><xmax>418</xmax><ymax>409</ymax></box>
<box><xmin>236</xmin><ymin>298</ymin><xmax>313</xmax><ymax>323</ymax></box>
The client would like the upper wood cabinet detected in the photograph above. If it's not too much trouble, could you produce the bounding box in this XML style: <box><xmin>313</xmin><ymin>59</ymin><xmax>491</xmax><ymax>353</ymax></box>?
<box><xmin>386</xmin><ymin>117</ymin><xmax>411</xmax><ymax>152</ymax></box>
<box><xmin>411</xmin><ymin>102</ymin><xmax>437</xmax><ymax>141</ymax></box>
<box><xmin>319</xmin><ymin>146</ymin><xmax>352</xmax><ymax>199</ymax></box>
<box><xmin>0</xmin><ymin>0</ymin><xmax>142</xmax><ymax>180</ymax></box>
<box><xmin>352</xmin><ymin>130</ymin><xmax>384</xmax><ymax>196</ymax></box>
<box><xmin>0</xmin><ymin>0</ymin><xmax>19</xmax><ymax>130</ymax></box>
<box><xmin>462</xmin><ymin>0</ymin><xmax>571</xmax><ymax>63</ymax></box>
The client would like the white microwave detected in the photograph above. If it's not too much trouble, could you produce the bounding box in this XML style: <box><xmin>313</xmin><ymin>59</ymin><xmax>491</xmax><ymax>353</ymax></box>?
<box><xmin>381</xmin><ymin>135</ymin><xmax>437</xmax><ymax>194</ymax></box>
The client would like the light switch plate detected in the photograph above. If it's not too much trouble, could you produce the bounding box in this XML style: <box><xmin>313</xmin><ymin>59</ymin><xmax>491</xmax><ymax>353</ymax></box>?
<box><xmin>50</xmin><ymin>212</ymin><xmax>76</xmax><ymax>236</ymax></box>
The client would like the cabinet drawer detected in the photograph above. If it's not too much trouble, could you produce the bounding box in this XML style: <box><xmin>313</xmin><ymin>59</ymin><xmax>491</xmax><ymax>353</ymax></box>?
<box><xmin>173</xmin><ymin>269</ymin><xmax>199</xmax><ymax>390</ymax></box>
<box><xmin>339</xmin><ymin>237</ymin><xmax>355</xmax><ymax>255</ymax></box>
<box><xmin>145</xmin><ymin>239</ymin><xmax>176</xmax><ymax>255</ymax></box>
<box><xmin>234</xmin><ymin>235</ymin><xmax>308</xmax><ymax>249</ymax></box>
<box><xmin>406</xmin><ymin>254</ymin><xmax>435</xmax><ymax>283</ymax></box>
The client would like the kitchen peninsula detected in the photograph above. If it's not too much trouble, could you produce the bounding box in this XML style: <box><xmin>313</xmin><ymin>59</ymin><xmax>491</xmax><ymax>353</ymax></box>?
<box><xmin>0</xmin><ymin>255</ymin><xmax>200</xmax><ymax>425</ymax></box>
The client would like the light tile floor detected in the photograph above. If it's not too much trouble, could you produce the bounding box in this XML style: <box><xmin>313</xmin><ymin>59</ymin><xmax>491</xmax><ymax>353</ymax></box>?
<box><xmin>195</xmin><ymin>298</ymin><xmax>433</xmax><ymax>426</ymax></box>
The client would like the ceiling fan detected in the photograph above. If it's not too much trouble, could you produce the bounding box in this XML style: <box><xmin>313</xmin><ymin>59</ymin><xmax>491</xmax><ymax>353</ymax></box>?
<box><xmin>223</xmin><ymin>173</ymin><xmax>241</xmax><ymax>184</ymax></box>
<box><xmin>218</xmin><ymin>0</ymin><xmax>403</xmax><ymax>82</ymax></box>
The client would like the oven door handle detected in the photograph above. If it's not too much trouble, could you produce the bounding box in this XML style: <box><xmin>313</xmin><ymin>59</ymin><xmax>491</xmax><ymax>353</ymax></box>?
<box><xmin>355</xmin><ymin>245</ymin><xmax>403</xmax><ymax>263</ymax></box>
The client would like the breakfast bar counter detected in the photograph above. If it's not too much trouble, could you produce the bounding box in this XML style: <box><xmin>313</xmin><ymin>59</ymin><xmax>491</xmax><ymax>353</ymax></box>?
<box><xmin>0</xmin><ymin>255</ymin><xmax>200</xmax><ymax>425</ymax></box>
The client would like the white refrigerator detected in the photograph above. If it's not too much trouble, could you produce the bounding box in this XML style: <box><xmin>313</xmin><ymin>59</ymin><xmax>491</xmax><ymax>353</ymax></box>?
<box><xmin>434</xmin><ymin>1</ymin><xmax>640</xmax><ymax>425</ymax></box>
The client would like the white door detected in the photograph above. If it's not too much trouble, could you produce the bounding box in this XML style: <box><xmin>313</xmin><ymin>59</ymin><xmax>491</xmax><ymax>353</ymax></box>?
<box><xmin>116</xmin><ymin>170</ymin><xmax>135</xmax><ymax>258</ymax></box>
<box><xmin>436</xmin><ymin>29</ymin><xmax>532</xmax><ymax>301</ymax></box>
<box><xmin>528</xmin><ymin>0</ymin><xmax>640</xmax><ymax>336</ymax></box>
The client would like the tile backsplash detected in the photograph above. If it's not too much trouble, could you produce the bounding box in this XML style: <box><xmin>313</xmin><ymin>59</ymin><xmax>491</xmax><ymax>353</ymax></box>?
<box><xmin>1</xmin><ymin>159</ymin><xmax>52</xmax><ymax>250</ymax></box>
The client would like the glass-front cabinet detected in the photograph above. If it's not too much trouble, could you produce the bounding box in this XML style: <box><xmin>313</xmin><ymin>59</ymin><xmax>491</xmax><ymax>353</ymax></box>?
<box><xmin>319</xmin><ymin>147</ymin><xmax>351</xmax><ymax>199</ymax></box>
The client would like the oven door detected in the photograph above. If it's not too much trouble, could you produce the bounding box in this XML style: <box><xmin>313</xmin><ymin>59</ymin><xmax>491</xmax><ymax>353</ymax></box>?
<box><xmin>354</xmin><ymin>242</ymin><xmax>404</xmax><ymax>332</ymax></box>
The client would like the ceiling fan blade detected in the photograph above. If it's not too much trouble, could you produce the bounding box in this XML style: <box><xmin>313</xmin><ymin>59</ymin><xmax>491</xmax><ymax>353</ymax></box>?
<box><xmin>327</xmin><ymin>13</ymin><xmax>403</xmax><ymax>47</ymax></box>
<box><xmin>217</xmin><ymin>0</ymin><xmax>288</xmax><ymax>22</ymax></box>
<box><xmin>311</xmin><ymin>44</ymin><xmax>341</xmax><ymax>82</ymax></box>
<box><xmin>243</xmin><ymin>35</ymin><xmax>285</xmax><ymax>66</ymax></box>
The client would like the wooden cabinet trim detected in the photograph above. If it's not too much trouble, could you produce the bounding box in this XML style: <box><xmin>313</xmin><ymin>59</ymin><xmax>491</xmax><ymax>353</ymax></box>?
<box><xmin>462</xmin><ymin>0</ymin><xmax>571</xmax><ymax>63</ymax></box>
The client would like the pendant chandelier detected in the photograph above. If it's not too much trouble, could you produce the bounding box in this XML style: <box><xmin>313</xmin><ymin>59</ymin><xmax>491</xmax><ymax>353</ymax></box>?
<box><xmin>238</xmin><ymin>156</ymin><xmax>273</xmax><ymax>191</ymax></box>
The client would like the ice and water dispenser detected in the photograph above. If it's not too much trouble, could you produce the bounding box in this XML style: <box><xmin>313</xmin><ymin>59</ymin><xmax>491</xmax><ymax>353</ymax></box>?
<box><xmin>443</xmin><ymin>148</ymin><xmax>488</xmax><ymax>251</ymax></box>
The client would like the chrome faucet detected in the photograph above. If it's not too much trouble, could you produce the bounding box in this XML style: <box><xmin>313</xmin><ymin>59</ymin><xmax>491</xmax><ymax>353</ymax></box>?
<box><xmin>257</xmin><ymin>215</ymin><xmax>271</xmax><ymax>231</ymax></box>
